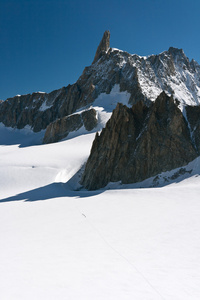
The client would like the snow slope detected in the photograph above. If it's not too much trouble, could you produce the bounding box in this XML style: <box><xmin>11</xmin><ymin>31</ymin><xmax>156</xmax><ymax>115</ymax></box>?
<box><xmin>112</xmin><ymin>47</ymin><xmax>200</xmax><ymax>107</ymax></box>
<box><xmin>1</xmin><ymin>124</ymin><xmax>200</xmax><ymax>299</ymax></box>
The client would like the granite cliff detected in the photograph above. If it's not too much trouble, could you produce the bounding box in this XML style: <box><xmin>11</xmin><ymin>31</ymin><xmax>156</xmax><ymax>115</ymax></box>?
<box><xmin>81</xmin><ymin>92</ymin><xmax>200</xmax><ymax>190</ymax></box>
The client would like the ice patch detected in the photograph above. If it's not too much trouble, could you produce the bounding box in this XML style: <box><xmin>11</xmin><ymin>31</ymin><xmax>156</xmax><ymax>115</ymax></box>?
<box><xmin>93</xmin><ymin>84</ymin><xmax>131</xmax><ymax>112</ymax></box>
<box><xmin>39</xmin><ymin>100</ymin><xmax>52</xmax><ymax>111</ymax></box>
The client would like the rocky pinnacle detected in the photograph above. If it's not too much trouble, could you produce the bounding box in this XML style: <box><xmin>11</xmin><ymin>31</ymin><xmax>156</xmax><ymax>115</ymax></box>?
<box><xmin>92</xmin><ymin>30</ymin><xmax>110</xmax><ymax>64</ymax></box>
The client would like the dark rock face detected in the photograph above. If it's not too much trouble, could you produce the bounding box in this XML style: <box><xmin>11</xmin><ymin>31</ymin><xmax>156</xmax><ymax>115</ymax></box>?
<box><xmin>81</xmin><ymin>92</ymin><xmax>198</xmax><ymax>190</ymax></box>
<box><xmin>43</xmin><ymin>108</ymin><xmax>97</xmax><ymax>144</ymax></box>
<box><xmin>0</xmin><ymin>84</ymin><xmax>96</xmax><ymax>132</ymax></box>
<box><xmin>81</xmin><ymin>109</ymin><xmax>97</xmax><ymax>131</ymax></box>
<box><xmin>186</xmin><ymin>105</ymin><xmax>200</xmax><ymax>153</ymax></box>
<box><xmin>0</xmin><ymin>88</ymin><xmax>65</xmax><ymax>132</ymax></box>
<box><xmin>92</xmin><ymin>30</ymin><xmax>110</xmax><ymax>64</ymax></box>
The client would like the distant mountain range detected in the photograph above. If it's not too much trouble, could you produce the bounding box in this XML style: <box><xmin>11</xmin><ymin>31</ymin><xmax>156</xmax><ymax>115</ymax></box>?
<box><xmin>1</xmin><ymin>31</ymin><xmax>200</xmax><ymax>189</ymax></box>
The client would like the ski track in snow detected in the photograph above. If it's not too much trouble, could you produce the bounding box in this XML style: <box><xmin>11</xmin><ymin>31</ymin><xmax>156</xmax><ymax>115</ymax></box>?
<box><xmin>1</xmin><ymin>122</ymin><xmax>200</xmax><ymax>299</ymax></box>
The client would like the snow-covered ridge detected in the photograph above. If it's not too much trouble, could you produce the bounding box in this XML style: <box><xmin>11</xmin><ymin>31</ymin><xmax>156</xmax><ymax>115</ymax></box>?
<box><xmin>97</xmin><ymin>46</ymin><xmax>200</xmax><ymax>107</ymax></box>
<box><xmin>1</xmin><ymin>40</ymin><xmax>200</xmax><ymax>136</ymax></box>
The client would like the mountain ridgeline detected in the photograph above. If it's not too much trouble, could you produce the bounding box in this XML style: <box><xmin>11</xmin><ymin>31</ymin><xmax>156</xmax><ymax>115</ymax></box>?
<box><xmin>1</xmin><ymin>31</ymin><xmax>200</xmax><ymax>136</ymax></box>
<box><xmin>1</xmin><ymin>31</ymin><xmax>200</xmax><ymax>189</ymax></box>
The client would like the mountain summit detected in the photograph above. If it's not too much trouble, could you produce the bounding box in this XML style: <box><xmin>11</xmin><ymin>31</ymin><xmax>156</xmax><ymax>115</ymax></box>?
<box><xmin>92</xmin><ymin>30</ymin><xmax>110</xmax><ymax>64</ymax></box>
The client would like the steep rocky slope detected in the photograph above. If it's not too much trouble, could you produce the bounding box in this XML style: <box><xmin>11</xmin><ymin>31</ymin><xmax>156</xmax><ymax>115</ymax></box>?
<box><xmin>81</xmin><ymin>92</ymin><xmax>199</xmax><ymax>190</ymax></box>
<box><xmin>1</xmin><ymin>31</ymin><xmax>200</xmax><ymax>142</ymax></box>
<box><xmin>43</xmin><ymin>108</ymin><xmax>97</xmax><ymax>144</ymax></box>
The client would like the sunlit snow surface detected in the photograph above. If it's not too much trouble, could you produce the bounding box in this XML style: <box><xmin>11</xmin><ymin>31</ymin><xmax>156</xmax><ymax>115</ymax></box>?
<box><xmin>1</xmin><ymin>123</ymin><xmax>200</xmax><ymax>300</ymax></box>
<box><xmin>109</xmin><ymin>48</ymin><xmax>200</xmax><ymax>107</ymax></box>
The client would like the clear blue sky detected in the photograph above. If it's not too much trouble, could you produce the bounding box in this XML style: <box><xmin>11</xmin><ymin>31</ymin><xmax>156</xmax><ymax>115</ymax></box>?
<box><xmin>1</xmin><ymin>0</ymin><xmax>200</xmax><ymax>100</ymax></box>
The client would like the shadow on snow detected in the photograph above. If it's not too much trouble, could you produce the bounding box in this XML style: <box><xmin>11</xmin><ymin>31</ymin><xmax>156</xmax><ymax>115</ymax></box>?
<box><xmin>0</xmin><ymin>182</ymin><xmax>103</xmax><ymax>203</ymax></box>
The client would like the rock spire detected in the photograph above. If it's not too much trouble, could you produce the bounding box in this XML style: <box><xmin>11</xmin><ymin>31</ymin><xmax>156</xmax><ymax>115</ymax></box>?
<box><xmin>92</xmin><ymin>30</ymin><xmax>110</xmax><ymax>64</ymax></box>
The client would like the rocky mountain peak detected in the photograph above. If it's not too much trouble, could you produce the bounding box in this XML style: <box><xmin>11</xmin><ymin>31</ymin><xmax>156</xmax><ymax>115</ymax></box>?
<box><xmin>81</xmin><ymin>92</ymin><xmax>199</xmax><ymax>190</ymax></box>
<box><xmin>167</xmin><ymin>46</ymin><xmax>189</xmax><ymax>66</ymax></box>
<box><xmin>92</xmin><ymin>30</ymin><xmax>110</xmax><ymax>64</ymax></box>
<box><xmin>1</xmin><ymin>31</ymin><xmax>200</xmax><ymax>146</ymax></box>
<box><xmin>168</xmin><ymin>46</ymin><xmax>184</xmax><ymax>55</ymax></box>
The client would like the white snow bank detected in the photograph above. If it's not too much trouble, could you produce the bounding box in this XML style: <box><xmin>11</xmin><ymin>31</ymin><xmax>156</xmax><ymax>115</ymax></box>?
<box><xmin>1</xmin><ymin>127</ymin><xmax>200</xmax><ymax>299</ymax></box>
<box><xmin>0</xmin><ymin>123</ymin><xmax>45</xmax><ymax>146</ymax></box>
<box><xmin>0</xmin><ymin>129</ymin><xmax>95</xmax><ymax>198</ymax></box>
<box><xmin>92</xmin><ymin>84</ymin><xmax>131</xmax><ymax>112</ymax></box>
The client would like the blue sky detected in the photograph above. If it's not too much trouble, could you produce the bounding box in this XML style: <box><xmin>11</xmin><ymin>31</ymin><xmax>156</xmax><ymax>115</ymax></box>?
<box><xmin>1</xmin><ymin>0</ymin><xmax>200</xmax><ymax>100</ymax></box>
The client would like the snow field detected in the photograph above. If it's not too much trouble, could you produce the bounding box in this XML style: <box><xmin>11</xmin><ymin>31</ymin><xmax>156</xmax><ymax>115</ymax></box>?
<box><xmin>1</xmin><ymin>121</ymin><xmax>200</xmax><ymax>299</ymax></box>
<box><xmin>1</xmin><ymin>184</ymin><xmax>200</xmax><ymax>299</ymax></box>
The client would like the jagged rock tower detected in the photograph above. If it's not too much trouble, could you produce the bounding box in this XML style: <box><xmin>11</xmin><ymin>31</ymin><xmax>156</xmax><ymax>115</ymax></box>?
<box><xmin>92</xmin><ymin>30</ymin><xmax>110</xmax><ymax>64</ymax></box>
<box><xmin>81</xmin><ymin>92</ymin><xmax>200</xmax><ymax>190</ymax></box>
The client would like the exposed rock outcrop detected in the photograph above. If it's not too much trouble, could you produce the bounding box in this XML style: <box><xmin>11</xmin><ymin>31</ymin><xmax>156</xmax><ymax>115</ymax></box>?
<box><xmin>0</xmin><ymin>84</ymin><xmax>97</xmax><ymax>132</ymax></box>
<box><xmin>81</xmin><ymin>92</ymin><xmax>198</xmax><ymax>190</ymax></box>
<box><xmin>43</xmin><ymin>108</ymin><xmax>97</xmax><ymax>144</ymax></box>
<box><xmin>92</xmin><ymin>30</ymin><xmax>110</xmax><ymax>64</ymax></box>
